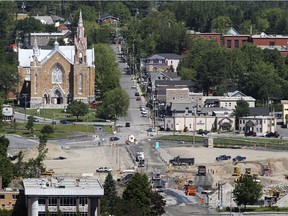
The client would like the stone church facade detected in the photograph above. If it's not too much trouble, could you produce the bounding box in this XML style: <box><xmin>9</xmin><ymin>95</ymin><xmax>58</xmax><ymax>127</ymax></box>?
<box><xmin>17</xmin><ymin>12</ymin><xmax>95</xmax><ymax>108</ymax></box>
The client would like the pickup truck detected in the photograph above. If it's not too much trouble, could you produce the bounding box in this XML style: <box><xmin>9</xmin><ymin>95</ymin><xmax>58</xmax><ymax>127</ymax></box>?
<box><xmin>96</xmin><ymin>167</ymin><xmax>112</xmax><ymax>173</ymax></box>
<box><xmin>216</xmin><ymin>155</ymin><xmax>231</xmax><ymax>161</ymax></box>
<box><xmin>233</xmin><ymin>156</ymin><xmax>247</xmax><ymax>162</ymax></box>
<box><xmin>169</xmin><ymin>156</ymin><xmax>195</xmax><ymax>166</ymax></box>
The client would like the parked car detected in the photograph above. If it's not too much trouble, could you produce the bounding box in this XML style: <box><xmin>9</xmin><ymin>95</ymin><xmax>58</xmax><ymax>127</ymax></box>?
<box><xmin>147</xmin><ymin>127</ymin><xmax>156</xmax><ymax>132</ymax></box>
<box><xmin>154</xmin><ymin>185</ymin><xmax>164</xmax><ymax>193</ymax></box>
<box><xmin>142</xmin><ymin>113</ymin><xmax>148</xmax><ymax>117</ymax></box>
<box><xmin>122</xmin><ymin>173</ymin><xmax>134</xmax><ymax>184</ymax></box>
<box><xmin>131</xmin><ymin>85</ymin><xmax>136</xmax><ymax>89</ymax></box>
<box><xmin>245</xmin><ymin>131</ymin><xmax>256</xmax><ymax>137</ymax></box>
<box><xmin>140</xmin><ymin>107</ymin><xmax>146</xmax><ymax>111</ymax></box>
<box><xmin>110</xmin><ymin>137</ymin><xmax>120</xmax><ymax>141</ymax></box>
<box><xmin>60</xmin><ymin>120</ymin><xmax>70</xmax><ymax>124</ymax></box>
<box><xmin>51</xmin><ymin>120</ymin><xmax>57</xmax><ymax>125</ymax></box>
<box><xmin>233</xmin><ymin>155</ymin><xmax>247</xmax><ymax>162</ymax></box>
<box><xmin>96</xmin><ymin>167</ymin><xmax>112</xmax><ymax>172</ymax></box>
<box><xmin>54</xmin><ymin>156</ymin><xmax>66</xmax><ymax>160</ymax></box>
<box><xmin>32</xmin><ymin>117</ymin><xmax>39</xmax><ymax>122</ymax></box>
<box><xmin>135</xmin><ymin>92</ymin><xmax>140</xmax><ymax>96</ymax></box>
<box><xmin>141</xmin><ymin>111</ymin><xmax>148</xmax><ymax>115</ymax></box>
<box><xmin>136</xmin><ymin>96</ymin><xmax>141</xmax><ymax>101</ymax></box>
<box><xmin>138</xmin><ymin>160</ymin><xmax>145</xmax><ymax>167</ymax></box>
<box><xmin>159</xmin><ymin>126</ymin><xmax>165</xmax><ymax>131</ymax></box>
<box><xmin>266</xmin><ymin>132</ymin><xmax>280</xmax><ymax>138</ymax></box>
<box><xmin>216</xmin><ymin>155</ymin><xmax>231</xmax><ymax>161</ymax></box>
<box><xmin>125</xmin><ymin>122</ymin><xmax>130</xmax><ymax>127</ymax></box>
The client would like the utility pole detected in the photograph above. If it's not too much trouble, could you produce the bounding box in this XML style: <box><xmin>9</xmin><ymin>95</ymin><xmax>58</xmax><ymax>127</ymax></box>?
<box><xmin>193</xmin><ymin>107</ymin><xmax>196</xmax><ymax>146</ymax></box>
<box><xmin>132</xmin><ymin>39</ymin><xmax>135</xmax><ymax>77</ymax></box>
<box><xmin>173</xmin><ymin>109</ymin><xmax>176</xmax><ymax>135</ymax></box>
<box><xmin>23</xmin><ymin>94</ymin><xmax>28</xmax><ymax>121</ymax></box>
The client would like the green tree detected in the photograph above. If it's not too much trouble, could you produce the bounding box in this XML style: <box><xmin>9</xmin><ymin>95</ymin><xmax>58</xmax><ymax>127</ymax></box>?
<box><xmin>101</xmin><ymin>172</ymin><xmax>117</xmax><ymax>215</ymax></box>
<box><xmin>233</xmin><ymin>175</ymin><xmax>263</xmax><ymax>210</ymax></box>
<box><xmin>0</xmin><ymin>98</ymin><xmax>3</xmax><ymax>130</ymax></box>
<box><xmin>97</xmin><ymin>88</ymin><xmax>130</xmax><ymax>123</ymax></box>
<box><xmin>122</xmin><ymin>173</ymin><xmax>152</xmax><ymax>215</ymax></box>
<box><xmin>211</xmin><ymin>16</ymin><xmax>232</xmax><ymax>33</ymax></box>
<box><xmin>66</xmin><ymin>100</ymin><xmax>89</xmax><ymax>121</ymax></box>
<box><xmin>0</xmin><ymin>63</ymin><xmax>18</xmax><ymax>100</ymax></box>
<box><xmin>0</xmin><ymin>136</ymin><xmax>13</xmax><ymax>187</ymax></box>
<box><xmin>151</xmin><ymin>191</ymin><xmax>166</xmax><ymax>216</ymax></box>
<box><xmin>94</xmin><ymin>44</ymin><xmax>121</xmax><ymax>98</ymax></box>
<box><xmin>40</xmin><ymin>125</ymin><xmax>54</xmax><ymax>135</ymax></box>
<box><xmin>0</xmin><ymin>209</ymin><xmax>13</xmax><ymax>216</ymax></box>
<box><xmin>26</xmin><ymin>116</ymin><xmax>34</xmax><ymax>133</ymax></box>
<box><xmin>232</xmin><ymin>99</ymin><xmax>250</xmax><ymax>130</ymax></box>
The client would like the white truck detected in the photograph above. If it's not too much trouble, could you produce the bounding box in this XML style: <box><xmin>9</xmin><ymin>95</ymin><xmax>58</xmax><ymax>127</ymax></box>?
<box><xmin>136</xmin><ymin>152</ymin><xmax>145</xmax><ymax>162</ymax></box>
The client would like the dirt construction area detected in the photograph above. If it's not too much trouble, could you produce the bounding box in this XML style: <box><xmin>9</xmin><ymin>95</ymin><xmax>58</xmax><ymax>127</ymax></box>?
<box><xmin>158</xmin><ymin>146</ymin><xmax>288</xmax><ymax>186</ymax></box>
<box><xmin>21</xmin><ymin>143</ymin><xmax>135</xmax><ymax>183</ymax></box>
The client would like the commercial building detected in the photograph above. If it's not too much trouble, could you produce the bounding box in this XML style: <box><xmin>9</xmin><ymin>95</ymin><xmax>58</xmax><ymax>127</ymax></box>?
<box><xmin>23</xmin><ymin>178</ymin><xmax>104</xmax><ymax>216</ymax></box>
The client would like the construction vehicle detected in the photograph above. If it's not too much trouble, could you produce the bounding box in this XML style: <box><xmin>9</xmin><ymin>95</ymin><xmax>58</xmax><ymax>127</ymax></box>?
<box><xmin>41</xmin><ymin>168</ymin><xmax>55</xmax><ymax>175</ymax></box>
<box><xmin>136</xmin><ymin>152</ymin><xmax>145</xmax><ymax>162</ymax></box>
<box><xmin>169</xmin><ymin>156</ymin><xmax>195</xmax><ymax>166</ymax></box>
<box><xmin>232</xmin><ymin>167</ymin><xmax>241</xmax><ymax>176</ymax></box>
<box><xmin>197</xmin><ymin>165</ymin><xmax>206</xmax><ymax>176</ymax></box>
<box><xmin>185</xmin><ymin>185</ymin><xmax>196</xmax><ymax>196</ymax></box>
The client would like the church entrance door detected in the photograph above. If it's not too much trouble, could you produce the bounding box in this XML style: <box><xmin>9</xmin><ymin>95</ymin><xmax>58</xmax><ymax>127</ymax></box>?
<box><xmin>53</xmin><ymin>89</ymin><xmax>63</xmax><ymax>104</ymax></box>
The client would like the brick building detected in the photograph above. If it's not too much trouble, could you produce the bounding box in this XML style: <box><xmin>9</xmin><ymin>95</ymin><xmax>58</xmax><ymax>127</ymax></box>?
<box><xmin>223</xmin><ymin>35</ymin><xmax>250</xmax><ymax>48</ymax></box>
<box><xmin>17</xmin><ymin>11</ymin><xmax>95</xmax><ymax>108</ymax></box>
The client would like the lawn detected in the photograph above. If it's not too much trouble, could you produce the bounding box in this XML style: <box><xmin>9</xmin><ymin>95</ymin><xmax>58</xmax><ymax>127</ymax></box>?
<box><xmin>2</xmin><ymin>122</ymin><xmax>95</xmax><ymax>138</ymax></box>
<box><xmin>157</xmin><ymin>134</ymin><xmax>288</xmax><ymax>150</ymax></box>
<box><xmin>20</xmin><ymin>108</ymin><xmax>105</xmax><ymax>122</ymax></box>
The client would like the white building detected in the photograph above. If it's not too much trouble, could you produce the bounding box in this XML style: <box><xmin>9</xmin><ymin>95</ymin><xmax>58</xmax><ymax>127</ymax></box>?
<box><xmin>238</xmin><ymin>116</ymin><xmax>277</xmax><ymax>134</ymax></box>
<box><xmin>164</xmin><ymin>114</ymin><xmax>235</xmax><ymax>132</ymax></box>
<box><xmin>23</xmin><ymin>178</ymin><xmax>104</xmax><ymax>216</ymax></box>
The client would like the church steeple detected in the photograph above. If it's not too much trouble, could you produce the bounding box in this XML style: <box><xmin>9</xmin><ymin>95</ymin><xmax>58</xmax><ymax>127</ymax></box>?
<box><xmin>74</xmin><ymin>10</ymin><xmax>87</xmax><ymax>63</ymax></box>
<box><xmin>32</xmin><ymin>37</ymin><xmax>40</xmax><ymax>59</ymax></box>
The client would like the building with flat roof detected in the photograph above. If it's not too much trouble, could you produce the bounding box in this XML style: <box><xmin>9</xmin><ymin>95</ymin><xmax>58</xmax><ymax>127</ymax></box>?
<box><xmin>23</xmin><ymin>177</ymin><xmax>104</xmax><ymax>216</ymax></box>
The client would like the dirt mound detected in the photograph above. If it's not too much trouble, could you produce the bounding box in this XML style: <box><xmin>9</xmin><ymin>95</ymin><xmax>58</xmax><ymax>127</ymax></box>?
<box><xmin>23</xmin><ymin>143</ymin><xmax>68</xmax><ymax>161</ymax></box>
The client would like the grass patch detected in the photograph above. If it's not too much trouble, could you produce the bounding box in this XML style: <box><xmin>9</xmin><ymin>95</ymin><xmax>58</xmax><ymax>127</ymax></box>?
<box><xmin>157</xmin><ymin>135</ymin><xmax>288</xmax><ymax>151</ymax></box>
<box><xmin>17</xmin><ymin>108</ymin><xmax>105</xmax><ymax>122</ymax></box>
<box><xmin>2</xmin><ymin>122</ymin><xmax>95</xmax><ymax>138</ymax></box>
<box><xmin>225</xmin><ymin>206</ymin><xmax>288</xmax><ymax>212</ymax></box>
<box><xmin>159</xmin><ymin>135</ymin><xmax>205</xmax><ymax>142</ymax></box>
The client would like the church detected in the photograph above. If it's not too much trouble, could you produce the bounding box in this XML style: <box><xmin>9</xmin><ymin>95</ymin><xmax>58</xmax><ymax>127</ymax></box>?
<box><xmin>17</xmin><ymin>11</ymin><xmax>95</xmax><ymax>108</ymax></box>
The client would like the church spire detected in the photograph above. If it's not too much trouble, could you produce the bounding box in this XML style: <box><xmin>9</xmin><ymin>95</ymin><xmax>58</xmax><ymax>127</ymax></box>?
<box><xmin>74</xmin><ymin>10</ymin><xmax>87</xmax><ymax>58</ymax></box>
<box><xmin>33</xmin><ymin>37</ymin><xmax>39</xmax><ymax>59</ymax></box>
<box><xmin>77</xmin><ymin>10</ymin><xmax>85</xmax><ymax>39</ymax></box>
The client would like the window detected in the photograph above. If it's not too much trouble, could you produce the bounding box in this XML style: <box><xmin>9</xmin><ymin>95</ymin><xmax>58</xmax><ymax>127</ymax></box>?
<box><xmin>48</xmin><ymin>197</ymin><xmax>57</xmax><ymax>206</ymax></box>
<box><xmin>60</xmin><ymin>197</ymin><xmax>76</xmax><ymax>206</ymax></box>
<box><xmin>227</xmin><ymin>40</ymin><xmax>232</xmax><ymax>48</ymax></box>
<box><xmin>239</xmin><ymin>120</ymin><xmax>242</xmax><ymax>124</ymax></box>
<box><xmin>0</xmin><ymin>195</ymin><xmax>4</xmax><ymax>199</ymax></box>
<box><xmin>38</xmin><ymin>197</ymin><xmax>45</xmax><ymax>205</ymax></box>
<box><xmin>229</xmin><ymin>102</ymin><xmax>231</xmax><ymax>107</ymax></box>
<box><xmin>235</xmin><ymin>40</ymin><xmax>239</xmax><ymax>48</ymax></box>
<box><xmin>12</xmin><ymin>195</ymin><xmax>19</xmax><ymax>200</ymax></box>
<box><xmin>269</xmin><ymin>41</ymin><xmax>275</xmax><ymax>46</ymax></box>
<box><xmin>79</xmin><ymin>197</ymin><xmax>88</xmax><ymax>205</ymax></box>
<box><xmin>79</xmin><ymin>74</ymin><xmax>83</xmax><ymax>94</ymax></box>
<box><xmin>52</xmin><ymin>66</ymin><xmax>63</xmax><ymax>83</ymax></box>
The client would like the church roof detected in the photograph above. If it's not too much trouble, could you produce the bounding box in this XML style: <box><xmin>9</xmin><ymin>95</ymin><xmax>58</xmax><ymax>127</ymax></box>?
<box><xmin>18</xmin><ymin>46</ymin><xmax>94</xmax><ymax>67</ymax></box>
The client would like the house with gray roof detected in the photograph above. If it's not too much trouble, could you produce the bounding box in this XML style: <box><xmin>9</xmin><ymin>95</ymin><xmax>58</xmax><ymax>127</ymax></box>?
<box><xmin>145</xmin><ymin>53</ymin><xmax>181</xmax><ymax>72</ymax></box>
<box><xmin>33</xmin><ymin>15</ymin><xmax>54</xmax><ymax>25</ymax></box>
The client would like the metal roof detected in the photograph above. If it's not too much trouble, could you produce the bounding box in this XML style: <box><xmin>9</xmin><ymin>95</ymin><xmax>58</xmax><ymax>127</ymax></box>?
<box><xmin>18</xmin><ymin>46</ymin><xmax>94</xmax><ymax>67</ymax></box>
<box><xmin>23</xmin><ymin>178</ymin><xmax>104</xmax><ymax>196</ymax></box>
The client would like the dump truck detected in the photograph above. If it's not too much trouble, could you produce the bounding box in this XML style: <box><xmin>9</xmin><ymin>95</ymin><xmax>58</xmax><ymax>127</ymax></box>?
<box><xmin>197</xmin><ymin>165</ymin><xmax>206</xmax><ymax>176</ymax></box>
<box><xmin>232</xmin><ymin>167</ymin><xmax>241</xmax><ymax>176</ymax></box>
<box><xmin>169</xmin><ymin>156</ymin><xmax>194</xmax><ymax>166</ymax></box>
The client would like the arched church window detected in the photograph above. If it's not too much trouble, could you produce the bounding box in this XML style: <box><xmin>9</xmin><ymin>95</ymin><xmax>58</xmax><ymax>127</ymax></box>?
<box><xmin>79</xmin><ymin>74</ymin><xmax>83</xmax><ymax>94</ymax></box>
<box><xmin>34</xmin><ymin>74</ymin><xmax>37</xmax><ymax>94</ymax></box>
<box><xmin>52</xmin><ymin>66</ymin><xmax>63</xmax><ymax>83</ymax></box>
<box><xmin>79</xmin><ymin>52</ymin><xmax>83</xmax><ymax>64</ymax></box>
